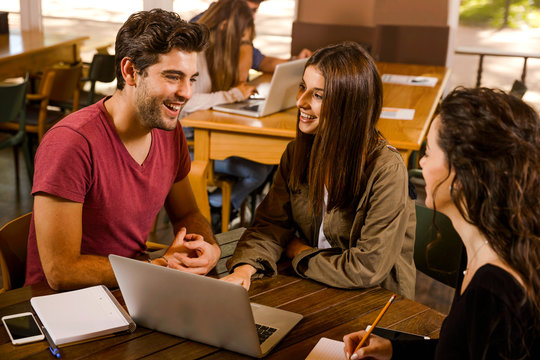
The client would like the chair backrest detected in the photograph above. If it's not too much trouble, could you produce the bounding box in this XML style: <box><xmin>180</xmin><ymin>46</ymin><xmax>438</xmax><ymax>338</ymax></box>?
<box><xmin>88</xmin><ymin>54</ymin><xmax>116</xmax><ymax>83</ymax></box>
<box><xmin>86</xmin><ymin>54</ymin><xmax>116</xmax><ymax>104</ymax></box>
<box><xmin>0</xmin><ymin>213</ymin><xmax>31</xmax><ymax>292</ymax></box>
<box><xmin>0</xmin><ymin>76</ymin><xmax>28</xmax><ymax>128</ymax></box>
<box><xmin>47</xmin><ymin>62</ymin><xmax>83</xmax><ymax>110</ymax></box>
<box><xmin>510</xmin><ymin>79</ymin><xmax>527</xmax><ymax>99</ymax></box>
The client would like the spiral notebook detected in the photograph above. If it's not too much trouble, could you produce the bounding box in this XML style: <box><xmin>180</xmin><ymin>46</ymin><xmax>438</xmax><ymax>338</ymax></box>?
<box><xmin>30</xmin><ymin>285</ymin><xmax>136</xmax><ymax>346</ymax></box>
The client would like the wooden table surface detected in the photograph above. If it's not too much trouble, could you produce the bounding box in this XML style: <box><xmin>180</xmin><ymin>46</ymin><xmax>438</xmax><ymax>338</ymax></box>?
<box><xmin>0</xmin><ymin>29</ymin><xmax>88</xmax><ymax>80</ymax></box>
<box><xmin>182</xmin><ymin>62</ymin><xmax>449</xmax><ymax>220</ymax></box>
<box><xmin>0</xmin><ymin>264</ymin><xmax>444</xmax><ymax>359</ymax></box>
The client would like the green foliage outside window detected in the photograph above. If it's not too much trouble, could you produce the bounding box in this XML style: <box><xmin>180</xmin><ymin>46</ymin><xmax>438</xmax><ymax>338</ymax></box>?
<box><xmin>460</xmin><ymin>0</ymin><xmax>540</xmax><ymax>28</ymax></box>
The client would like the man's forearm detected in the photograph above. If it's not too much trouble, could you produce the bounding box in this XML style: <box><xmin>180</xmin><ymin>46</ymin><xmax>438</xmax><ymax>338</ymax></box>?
<box><xmin>43</xmin><ymin>254</ymin><xmax>117</xmax><ymax>290</ymax></box>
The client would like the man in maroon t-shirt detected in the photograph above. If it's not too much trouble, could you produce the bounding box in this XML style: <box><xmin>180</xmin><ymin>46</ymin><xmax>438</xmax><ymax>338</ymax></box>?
<box><xmin>26</xmin><ymin>9</ymin><xmax>220</xmax><ymax>290</ymax></box>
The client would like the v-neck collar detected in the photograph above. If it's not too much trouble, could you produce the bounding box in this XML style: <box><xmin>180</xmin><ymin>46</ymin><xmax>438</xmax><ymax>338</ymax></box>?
<box><xmin>98</xmin><ymin>97</ymin><xmax>156</xmax><ymax>172</ymax></box>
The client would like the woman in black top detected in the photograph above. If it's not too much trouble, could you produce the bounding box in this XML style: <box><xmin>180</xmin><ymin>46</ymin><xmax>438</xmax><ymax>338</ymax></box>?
<box><xmin>343</xmin><ymin>87</ymin><xmax>540</xmax><ymax>360</ymax></box>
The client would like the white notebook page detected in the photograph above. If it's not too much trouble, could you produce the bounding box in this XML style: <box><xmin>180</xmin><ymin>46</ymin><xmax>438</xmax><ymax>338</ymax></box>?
<box><xmin>306</xmin><ymin>337</ymin><xmax>345</xmax><ymax>360</ymax></box>
<box><xmin>31</xmin><ymin>285</ymin><xmax>130</xmax><ymax>345</ymax></box>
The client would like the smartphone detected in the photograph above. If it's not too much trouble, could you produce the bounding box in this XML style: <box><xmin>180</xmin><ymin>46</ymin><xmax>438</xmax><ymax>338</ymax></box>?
<box><xmin>2</xmin><ymin>312</ymin><xmax>45</xmax><ymax>345</ymax></box>
<box><xmin>371</xmin><ymin>326</ymin><xmax>430</xmax><ymax>340</ymax></box>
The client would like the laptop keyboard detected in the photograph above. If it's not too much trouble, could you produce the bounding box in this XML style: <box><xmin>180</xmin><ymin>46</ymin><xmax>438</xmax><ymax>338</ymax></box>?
<box><xmin>241</xmin><ymin>104</ymin><xmax>260</xmax><ymax>112</ymax></box>
<box><xmin>256</xmin><ymin>324</ymin><xmax>277</xmax><ymax>344</ymax></box>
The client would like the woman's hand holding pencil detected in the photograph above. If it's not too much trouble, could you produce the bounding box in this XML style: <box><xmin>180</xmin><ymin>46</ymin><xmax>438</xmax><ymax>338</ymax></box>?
<box><xmin>343</xmin><ymin>294</ymin><xmax>396</xmax><ymax>360</ymax></box>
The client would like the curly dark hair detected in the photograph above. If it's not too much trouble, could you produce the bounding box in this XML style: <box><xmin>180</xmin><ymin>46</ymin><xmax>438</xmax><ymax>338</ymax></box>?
<box><xmin>115</xmin><ymin>9</ymin><xmax>209</xmax><ymax>90</ymax></box>
<box><xmin>438</xmin><ymin>87</ymin><xmax>540</xmax><ymax>321</ymax></box>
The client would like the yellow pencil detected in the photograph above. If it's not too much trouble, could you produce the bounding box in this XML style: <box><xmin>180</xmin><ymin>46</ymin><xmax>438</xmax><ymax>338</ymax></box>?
<box><xmin>351</xmin><ymin>294</ymin><xmax>397</xmax><ymax>358</ymax></box>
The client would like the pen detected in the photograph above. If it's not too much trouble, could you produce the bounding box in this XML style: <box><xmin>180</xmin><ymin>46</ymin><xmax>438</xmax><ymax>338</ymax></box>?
<box><xmin>42</xmin><ymin>325</ymin><xmax>61</xmax><ymax>358</ymax></box>
<box><xmin>351</xmin><ymin>294</ymin><xmax>396</xmax><ymax>359</ymax></box>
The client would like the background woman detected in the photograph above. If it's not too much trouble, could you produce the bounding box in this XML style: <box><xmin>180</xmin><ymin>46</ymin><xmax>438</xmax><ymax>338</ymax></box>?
<box><xmin>180</xmin><ymin>0</ymin><xmax>273</xmax><ymax>223</ymax></box>
<box><xmin>344</xmin><ymin>87</ymin><xmax>540</xmax><ymax>359</ymax></box>
<box><xmin>222</xmin><ymin>41</ymin><xmax>416</xmax><ymax>299</ymax></box>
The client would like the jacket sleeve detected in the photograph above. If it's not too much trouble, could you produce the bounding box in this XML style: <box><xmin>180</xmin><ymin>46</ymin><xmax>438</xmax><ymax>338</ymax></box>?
<box><xmin>291</xmin><ymin>153</ymin><xmax>414</xmax><ymax>289</ymax></box>
<box><xmin>226</xmin><ymin>142</ymin><xmax>296</xmax><ymax>278</ymax></box>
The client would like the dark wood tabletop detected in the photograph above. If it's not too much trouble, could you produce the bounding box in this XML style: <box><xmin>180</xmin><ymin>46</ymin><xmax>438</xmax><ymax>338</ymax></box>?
<box><xmin>0</xmin><ymin>263</ymin><xmax>444</xmax><ymax>359</ymax></box>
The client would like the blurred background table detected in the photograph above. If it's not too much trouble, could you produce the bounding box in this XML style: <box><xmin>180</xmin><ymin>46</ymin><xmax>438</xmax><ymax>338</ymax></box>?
<box><xmin>0</xmin><ymin>30</ymin><xmax>88</xmax><ymax>80</ymax></box>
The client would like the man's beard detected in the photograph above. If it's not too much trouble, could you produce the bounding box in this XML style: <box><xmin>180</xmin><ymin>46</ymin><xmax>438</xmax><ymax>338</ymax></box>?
<box><xmin>135</xmin><ymin>79</ymin><xmax>184</xmax><ymax>131</ymax></box>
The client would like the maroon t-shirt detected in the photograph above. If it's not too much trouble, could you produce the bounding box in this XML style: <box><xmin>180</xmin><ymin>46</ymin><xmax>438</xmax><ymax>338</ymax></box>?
<box><xmin>24</xmin><ymin>97</ymin><xmax>190</xmax><ymax>286</ymax></box>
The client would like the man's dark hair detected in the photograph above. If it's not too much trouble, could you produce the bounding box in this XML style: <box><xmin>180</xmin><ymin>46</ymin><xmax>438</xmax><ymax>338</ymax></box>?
<box><xmin>115</xmin><ymin>8</ymin><xmax>209</xmax><ymax>90</ymax></box>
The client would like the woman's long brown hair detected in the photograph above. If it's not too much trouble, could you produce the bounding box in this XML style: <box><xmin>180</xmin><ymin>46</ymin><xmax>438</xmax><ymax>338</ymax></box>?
<box><xmin>197</xmin><ymin>0</ymin><xmax>254</xmax><ymax>91</ymax></box>
<box><xmin>439</xmin><ymin>87</ymin><xmax>540</xmax><ymax>324</ymax></box>
<box><xmin>289</xmin><ymin>42</ymin><xmax>383</xmax><ymax>215</ymax></box>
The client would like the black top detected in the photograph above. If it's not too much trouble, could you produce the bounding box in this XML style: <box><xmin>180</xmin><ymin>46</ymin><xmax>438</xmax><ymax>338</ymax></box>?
<box><xmin>391</xmin><ymin>264</ymin><xmax>539</xmax><ymax>359</ymax></box>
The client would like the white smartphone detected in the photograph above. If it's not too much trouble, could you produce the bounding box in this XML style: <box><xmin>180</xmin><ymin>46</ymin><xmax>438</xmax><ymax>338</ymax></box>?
<box><xmin>2</xmin><ymin>312</ymin><xmax>45</xmax><ymax>345</ymax></box>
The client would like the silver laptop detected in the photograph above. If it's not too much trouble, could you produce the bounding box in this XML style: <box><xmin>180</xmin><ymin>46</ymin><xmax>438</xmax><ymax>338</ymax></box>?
<box><xmin>109</xmin><ymin>254</ymin><xmax>302</xmax><ymax>358</ymax></box>
<box><xmin>212</xmin><ymin>57</ymin><xmax>308</xmax><ymax>117</ymax></box>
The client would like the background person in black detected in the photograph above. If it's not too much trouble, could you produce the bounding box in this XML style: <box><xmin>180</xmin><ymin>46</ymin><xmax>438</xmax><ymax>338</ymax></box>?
<box><xmin>343</xmin><ymin>87</ymin><xmax>540</xmax><ymax>360</ymax></box>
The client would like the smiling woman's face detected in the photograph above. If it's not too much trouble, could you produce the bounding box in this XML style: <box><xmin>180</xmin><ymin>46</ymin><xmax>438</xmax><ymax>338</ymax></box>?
<box><xmin>296</xmin><ymin>65</ymin><xmax>324</xmax><ymax>135</ymax></box>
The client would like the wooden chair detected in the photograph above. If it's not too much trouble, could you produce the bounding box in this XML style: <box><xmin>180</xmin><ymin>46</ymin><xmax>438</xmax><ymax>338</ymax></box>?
<box><xmin>0</xmin><ymin>213</ymin><xmax>32</xmax><ymax>293</ymax></box>
<box><xmin>207</xmin><ymin>166</ymin><xmax>234</xmax><ymax>234</ymax></box>
<box><xmin>409</xmin><ymin>169</ymin><xmax>463</xmax><ymax>288</ymax></box>
<box><xmin>0</xmin><ymin>75</ymin><xmax>33</xmax><ymax>183</ymax></box>
<box><xmin>19</xmin><ymin>62</ymin><xmax>82</xmax><ymax>142</ymax></box>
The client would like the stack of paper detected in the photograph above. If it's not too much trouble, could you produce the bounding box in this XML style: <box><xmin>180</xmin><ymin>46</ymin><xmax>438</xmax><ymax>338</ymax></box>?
<box><xmin>31</xmin><ymin>285</ymin><xmax>135</xmax><ymax>346</ymax></box>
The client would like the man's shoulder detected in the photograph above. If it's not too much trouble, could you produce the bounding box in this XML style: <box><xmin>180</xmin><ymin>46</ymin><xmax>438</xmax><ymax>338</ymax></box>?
<box><xmin>47</xmin><ymin>102</ymin><xmax>108</xmax><ymax>140</ymax></box>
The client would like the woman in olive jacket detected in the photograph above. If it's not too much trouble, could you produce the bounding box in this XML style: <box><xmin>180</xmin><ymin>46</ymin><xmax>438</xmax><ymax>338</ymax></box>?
<box><xmin>222</xmin><ymin>42</ymin><xmax>416</xmax><ymax>299</ymax></box>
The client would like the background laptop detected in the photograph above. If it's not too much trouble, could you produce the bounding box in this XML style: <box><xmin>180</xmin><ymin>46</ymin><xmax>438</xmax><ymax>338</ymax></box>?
<box><xmin>212</xmin><ymin>57</ymin><xmax>308</xmax><ymax>117</ymax></box>
<box><xmin>109</xmin><ymin>255</ymin><xmax>302</xmax><ymax>358</ymax></box>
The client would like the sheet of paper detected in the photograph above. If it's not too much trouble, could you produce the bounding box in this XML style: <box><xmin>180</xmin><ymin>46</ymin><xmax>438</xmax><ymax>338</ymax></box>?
<box><xmin>380</xmin><ymin>107</ymin><xmax>415</xmax><ymax>120</ymax></box>
<box><xmin>305</xmin><ymin>337</ymin><xmax>345</xmax><ymax>360</ymax></box>
<box><xmin>382</xmin><ymin>74</ymin><xmax>438</xmax><ymax>87</ymax></box>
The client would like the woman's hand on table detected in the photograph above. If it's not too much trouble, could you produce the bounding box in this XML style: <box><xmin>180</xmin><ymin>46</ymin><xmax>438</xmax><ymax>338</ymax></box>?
<box><xmin>221</xmin><ymin>264</ymin><xmax>256</xmax><ymax>291</ymax></box>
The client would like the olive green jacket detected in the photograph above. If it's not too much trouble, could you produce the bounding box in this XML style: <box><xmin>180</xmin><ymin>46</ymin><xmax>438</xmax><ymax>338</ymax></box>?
<box><xmin>227</xmin><ymin>141</ymin><xmax>416</xmax><ymax>299</ymax></box>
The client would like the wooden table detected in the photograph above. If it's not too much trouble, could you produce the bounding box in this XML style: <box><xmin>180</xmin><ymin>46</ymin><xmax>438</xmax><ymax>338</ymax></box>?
<box><xmin>0</xmin><ymin>269</ymin><xmax>444</xmax><ymax>359</ymax></box>
<box><xmin>183</xmin><ymin>62</ymin><xmax>449</xmax><ymax>220</ymax></box>
<box><xmin>0</xmin><ymin>29</ymin><xmax>88</xmax><ymax>80</ymax></box>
